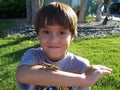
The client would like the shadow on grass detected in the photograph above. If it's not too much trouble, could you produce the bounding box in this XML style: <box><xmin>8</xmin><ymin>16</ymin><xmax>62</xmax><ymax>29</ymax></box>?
<box><xmin>0</xmin><ymin>36</ymin><xmax>39</xmax><ymax>79</ymax></box>
<box><xmin>1</xmin><ymin>44</ymin><xmax>39</xmax><ymax>65</ymax></box>
<box><xmin>1</xmin><ymin>44</ymin><xmax>39</xmax><ymax>80</ymax></box>
<box><xmin>0</xmin><ymin>36</ymin><xmax>37</xmax><ymax>48</ymax></box>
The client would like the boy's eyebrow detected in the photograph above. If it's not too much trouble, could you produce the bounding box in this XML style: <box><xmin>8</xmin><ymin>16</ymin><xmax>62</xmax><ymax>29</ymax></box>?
<box><xmin>40</xmin><ymin>28</ymin><xmax>68</xmax><ymax>30</ymax></box>
<box><xmin>42</xmin><ymin>26</ymin><xmax>67</xmax><ymax>29</ymax></box>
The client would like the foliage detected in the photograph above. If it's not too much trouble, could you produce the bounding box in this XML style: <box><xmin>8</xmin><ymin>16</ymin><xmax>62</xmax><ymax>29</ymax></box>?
<box><xmin>87</xmin><ymin>0</ymin><xmax>97</xmax><ymax>15</ymax></box>
<box><xmin>0</xmin><ymin>35</ymin><xmax>120</xmax><ymax>90</ymax></box>
<box><xmin>86</xmin><ymin>14</ymin><xmax>95</xmax><ymax>23</ymax></box>
<box><xmin>0</xmin><ymin>0</ymin><xmax>26</xmax><ymax>19</ymax></box>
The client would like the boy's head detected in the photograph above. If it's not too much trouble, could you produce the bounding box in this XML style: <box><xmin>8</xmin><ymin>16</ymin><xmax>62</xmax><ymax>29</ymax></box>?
<box><xmin>35</xmin><ymin>1</ymin><xmax>78</xmax><ymax>37</ymax></box>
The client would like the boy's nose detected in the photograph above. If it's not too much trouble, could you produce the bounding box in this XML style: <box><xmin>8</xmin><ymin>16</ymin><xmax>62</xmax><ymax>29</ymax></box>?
<box><xmin>50</xmin><ymin>33</ymin><xmax>59</xmax><ymax>42</ymax></box>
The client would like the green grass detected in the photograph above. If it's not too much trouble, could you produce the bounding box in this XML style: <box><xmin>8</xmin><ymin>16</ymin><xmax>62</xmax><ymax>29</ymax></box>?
<box><xmin>0</xmin><ymin>35</ymin><xmax>120</xmax><ymax>90</ymax></box>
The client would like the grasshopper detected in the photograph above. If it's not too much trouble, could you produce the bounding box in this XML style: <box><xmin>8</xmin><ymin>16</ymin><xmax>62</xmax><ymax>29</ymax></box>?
<box><xmin>42</xmin><ymin>62</ymin><xmax>60</xmax><ymax>71</ymax></box>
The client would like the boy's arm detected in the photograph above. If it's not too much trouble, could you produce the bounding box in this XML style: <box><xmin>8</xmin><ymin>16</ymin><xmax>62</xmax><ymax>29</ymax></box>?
<box><xmin>17</xmin><ymin>65</ymin><xmax>87</xmax><ymax>86</ymax></box>
<box><xmin>16</xmin><ymin>65</ymin><xmax>112</xmax><ymax>87</ymax></box>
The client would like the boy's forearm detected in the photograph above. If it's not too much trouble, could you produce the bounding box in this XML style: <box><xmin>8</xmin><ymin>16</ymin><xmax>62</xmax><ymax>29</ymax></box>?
<box><xmin>17</xmin><ymin>65</ymin><xmax>89</xmax><ymax>87</ymax></box>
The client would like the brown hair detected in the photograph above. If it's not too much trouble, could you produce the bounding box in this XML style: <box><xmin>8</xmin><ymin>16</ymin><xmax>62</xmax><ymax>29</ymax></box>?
<box><xmin>35</xmin><ymin>2</ymin><xmax>77</xmax><ymax>36</ymax></box>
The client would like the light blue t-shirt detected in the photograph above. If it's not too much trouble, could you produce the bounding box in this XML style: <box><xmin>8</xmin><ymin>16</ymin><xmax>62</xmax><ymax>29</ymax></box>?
<box><xmin>17</xmin><ymin>48</ymin><xmax>90</xmax><ymax>90</ymax></box>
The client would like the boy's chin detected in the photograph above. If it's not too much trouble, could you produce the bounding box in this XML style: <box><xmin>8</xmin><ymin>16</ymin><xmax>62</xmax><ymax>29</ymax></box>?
<box><xmin>47</xmin><ymin>54</ymin><xmax>64</xmax><ymax>62</ymax></box>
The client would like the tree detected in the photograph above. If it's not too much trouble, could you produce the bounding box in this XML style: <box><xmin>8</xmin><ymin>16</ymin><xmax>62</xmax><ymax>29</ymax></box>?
<box><xmin>101</xmin><ymin>0</ymin><xmax>111</xmax><ymax>25</ymax></box>
<box><xmin>95</xmin><ymin>0</ymin><xmax>111</xmax><ymax>21</ymax></box>
<box><xmin>78</xmin><ymin>0</ymin><xmax>88</xmax><ymax>23</ymax></box>
<box><xmin>95</xmin><ymin>0</ymin><xmax>104</xmax><ymax>21</ymax></box>
<box><xmin>40</xmin><ymin>0</ymin><xmax>44</xmax><ymax>8</ymax></box>
<box><xmin>26</xmin><ymin>0</ymin><xmax>44</xmax><ymax>24</ymax></box>
<box><xmin>105</xmin><ymin>0</ymin><xmax>111</xmax><ymax>17</ymax></box>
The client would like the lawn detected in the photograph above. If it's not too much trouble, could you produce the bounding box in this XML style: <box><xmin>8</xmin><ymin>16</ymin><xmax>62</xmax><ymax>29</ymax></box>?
<box><xmin>0</xmin><ymin>21</ymin><xmax>120</xmax><ymax>90</ymax></box>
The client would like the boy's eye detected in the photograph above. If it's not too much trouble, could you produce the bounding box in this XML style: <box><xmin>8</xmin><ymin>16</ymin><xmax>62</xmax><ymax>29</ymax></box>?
<box><xmin>60</xmin><ymin>31</ymin><xmax>66</xmax><ymax>35</ymax></box>
<box><xmin>42</xmin><ymin>30</ymin><xmax>49</xmax><ymax>34</ymax></box>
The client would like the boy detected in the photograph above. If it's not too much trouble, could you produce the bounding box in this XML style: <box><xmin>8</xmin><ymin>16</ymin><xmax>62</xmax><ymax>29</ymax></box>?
<box><xmin>16</xmin><ymin>2</ymin><xmax>112</xmax><ymax>90</ymax></box>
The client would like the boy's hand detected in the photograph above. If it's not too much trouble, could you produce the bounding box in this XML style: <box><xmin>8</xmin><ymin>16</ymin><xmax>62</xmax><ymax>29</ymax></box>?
<box><xmin>86</xmin><ymin>65</ymin><xmax>112</xmax><ymax>75</ymax></box>
<box><xmin>85</xmin><ymin>65</ymin><xmax>112</xmax><ymax>86</ymax></box>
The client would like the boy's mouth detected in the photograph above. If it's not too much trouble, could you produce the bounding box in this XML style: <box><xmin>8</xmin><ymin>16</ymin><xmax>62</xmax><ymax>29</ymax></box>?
<box><xmin>48</xmin><ymin>46</ymin><xmax>60</xmax><ymax>49</ymax></box>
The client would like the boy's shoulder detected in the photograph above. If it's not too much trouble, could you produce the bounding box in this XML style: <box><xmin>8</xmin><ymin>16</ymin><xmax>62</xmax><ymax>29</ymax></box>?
<box><xmin>67</xmin><ymin>52</ymin><xmax>89</xmax><ymax>61</ymax></box>
<box><xmin>65</xmin><ymin>52</ymin><xmax>90</xmax><ymax>73</ymax></box>
<box><xmin>24</xmin><ymin>47</ymin><xmax>43</xmax><ymax>54</ymax></box>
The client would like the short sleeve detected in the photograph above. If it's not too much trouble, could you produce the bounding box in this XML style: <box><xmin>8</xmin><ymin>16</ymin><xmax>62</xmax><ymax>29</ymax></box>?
<box><xmin>18</xmin><ymin>48</ymin><xmax>38</xmax><ymax>67</ymax></box>
<box><xmin>70</xmin><ymin>54</ymin><xmax>90</xmax><ymax>74</ymax></box>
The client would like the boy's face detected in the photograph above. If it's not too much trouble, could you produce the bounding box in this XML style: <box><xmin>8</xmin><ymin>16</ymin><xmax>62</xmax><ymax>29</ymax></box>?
<box><xmin>38</xmin><ymin>25</ymin><xmax>74</xmax><ymax>61</ymax></box>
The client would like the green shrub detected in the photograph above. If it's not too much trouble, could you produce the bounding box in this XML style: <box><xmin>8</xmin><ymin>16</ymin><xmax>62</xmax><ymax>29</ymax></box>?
<box><xmin>0</xmin><ymin>0</ymin><xmax>26</xmax><ymax>19</ymax></box>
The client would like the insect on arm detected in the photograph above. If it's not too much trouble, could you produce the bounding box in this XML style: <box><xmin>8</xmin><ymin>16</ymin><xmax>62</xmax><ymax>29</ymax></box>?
<box><xmin>41</xmin><ymin>62</ymin><xmax>60</xmax><ymax>71</ymax></box>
